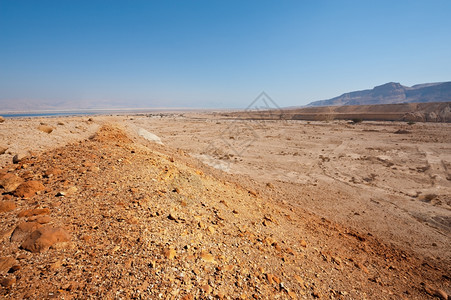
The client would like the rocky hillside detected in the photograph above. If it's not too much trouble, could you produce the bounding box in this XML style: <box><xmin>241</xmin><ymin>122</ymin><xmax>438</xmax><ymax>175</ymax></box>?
<box><xmin>308</xmin><ymin>82</ymin><xmax>451</xmax><ymax>107</ymax></box>
<box><xmin>226</xmin><ymin>101</ymin><xmax>451</xmax><ymax>122</ymax></box>
<box><xmin>0</xmin><ymin>125</ymin><xmax>449</xmax><ymax>299</ymax></box>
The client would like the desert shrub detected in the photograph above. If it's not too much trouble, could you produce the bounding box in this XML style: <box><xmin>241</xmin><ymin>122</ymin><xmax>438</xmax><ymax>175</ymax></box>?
<box><xmin>421</xmin><ymin>194</ymin><xmax>437</xmax><ymax>203</ymax></box>
<box><xmin>407</xmin><ymin>121</ymin><xmax>416</xmax><ymax>125</ymax></box>
<box><xmin>351</xmin><ymin>118</ymin><xmax>363</xmax><ymax>124</ymax></box>
<box><xmin>394</xmin><ymin>129</ymin><xmax>410</xmax><ymax>134</ymax></box>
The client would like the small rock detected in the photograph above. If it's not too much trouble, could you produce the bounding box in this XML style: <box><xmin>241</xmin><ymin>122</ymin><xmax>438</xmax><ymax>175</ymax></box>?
<box><xmin>10</xmin><ymin>222</ymin><xmax>42</xmax><ymax>242</ymax></box>
<box><xmin>168</xmin><ymin>213</ymin><xmax>178</xmax><ymax>222</ymax></box>
<box><xmin>201</xmin><ymin>284</ymin><xmax>212</xmax><ymax>294</ymax></box>
<box><xmin>0</xmin><ymin>201</ymin><xmax>16</xmax><ymax>213</ymax></box>
<box><xmin>33</xmin><ymin>215</ymin><xmax>52</xmax><ymax>224</ymax></box>
<box><xmin>435</xmin><ymin>289</ymin><xmax>448</xmax><ymax>300</ymax></box>
<box><xmin>355</xmin><ymin>262</ymin><xmax>369</xmax><ymax>274</ymax></box>
<box><xmin>18</xmin><ymin>208</ymin><xmax>50</xmax><ymax>218</ymax></box>
<box><xmin>300</xmin><ymin>240</ymin><xmax>307</xmax><ymax>248</ymax></box>
<box><xmin>285</xmin><ymin>247</ymin><xmax>295</xmax><ymax>255</ymax></box>
<box><xmin>248</xmin><ymin>190</ymin><xmax>258</xmax><ymax>196</ymax></box>
<box><xmin>21</xmin><ymin>226</ymin><xmax>71</xmax><ymax>253</ymax></box>
<box><xmin>13</xmin><ymin>181</ymin><xmax>45</xmax><ymax>198</ymax></box>
<box><xmin>423</xmin><ymin>283</ymin><xmax>448</xmax><ymax>300</ymax></box>
<box><xmin>272</xmin><ymin>242</ymin><xmax>282</xmax><ymax>251</ymax></box>
<box><xmin>66</xmin><ymin>186</ymin><xmax>78</xmax><ymax>194</ymax></box>
<box><xmin>200</xmin><ymin>250</ymin><xmax>216</xmax><ymax>263</ymax></box>
<box><xmin>0</xmin><ymin>173</ymin><xmax>24</xmax><ymax>193</ymax></box>
<box><xmin>44</xmin><ymin>168</ymin><xmax>63</xmax><ymax>178</ymax></box>
<box><xmin>56</xmin><ymin>186</ymin><xmax>77</xmax><ymax>197</ymax></box>
<box><xmin>12</xmin><ymin>153</ymin><xmax>27</xmax><ymax>164</ymax></box>
<box><xmin>163</xmin><ymin>247</ymin><xmax>176</xmax><ymax>260</ymax></box>
<box><xmin>81</xmin><ymin>235</ymin><xmax>92</xmax><ymax>241</ymax></box>
<box><xmin>37</xmin><ymin>125</ymin><xmax>53</xmax><ymax>134</ymax></box>
<box><xmin>148</xmin><ymin>260</ymin><xmax>156</xmax><ymax>268</ymax></box>
<box><xmin>8</xmin><ymin>265</ymin><xmax>20</xmax><ymax>273</ymax></box>
<box><xmin>312</xmin><ymin>288</ymin><xmax>322</xmax><ymax>298</ymax></box>
<box><xmin>294</xmin><ymin>275</ymin><xmax>305</xmax><ymax>287</ymax></box>
<box><xmin>0</xmin><ymin>257</ymin><xmax>17</xmax><ymax>274</ymax></box>
<box><xmin>287</xmin><ymin>290</ymin><xmax>297</xmax><ymax>299</ymax></box>
<box><xmin>0</xmin><ymin>147</ymin><xmax>7</xmax><ymax>155</ymax></box>
<box><xmin>266</xmin><ymin>273</ymin><xmax>280</xmax><ymax>285</ymax></box>
<box><xmin>207</xmin><ymin>226</ymin><xmax>215</xmax><ymax>234</ymax></box>
<box><xmin>16</xmin><ymin>253</ymin><xmax>29</xmax><ymax>260</ymax></box>
<box><xmin>0</xmin><ymin>277</ymin><xmax>16</xmax><ymax>288</ymax></box>
<box><xmin>223</xmin><ymin>265</ymin><xmax>234</xmax><ymax>271</ymax></box>
<box><xmin>0</xmin><ymin>116</ymin><xmax>4</xmax><ymax>123</ymax></box>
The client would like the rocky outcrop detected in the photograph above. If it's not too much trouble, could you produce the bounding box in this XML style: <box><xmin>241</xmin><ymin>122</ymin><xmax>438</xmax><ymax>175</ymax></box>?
<box><xmin>308</xmin><ymin>81</ymin><xmax>451</xmax><ymax>106</ymax></box>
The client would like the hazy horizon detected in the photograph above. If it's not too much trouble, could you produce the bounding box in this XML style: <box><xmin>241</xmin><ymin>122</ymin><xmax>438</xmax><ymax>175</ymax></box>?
<box><xmin>1</xmin><ymin>1</ymin><xmax>450</xmax><ymax>110</ymax></box>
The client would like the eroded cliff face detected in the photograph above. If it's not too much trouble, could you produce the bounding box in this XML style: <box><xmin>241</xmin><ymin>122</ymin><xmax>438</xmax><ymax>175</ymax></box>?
<box><xmin>403</xmin><ymin>102</ymin><xmax>451</xmax><ymax>122</ymax></box>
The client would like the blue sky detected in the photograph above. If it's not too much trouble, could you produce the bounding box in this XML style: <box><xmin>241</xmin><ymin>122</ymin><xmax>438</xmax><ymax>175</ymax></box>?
<box><xmin>1</xmin><ymin>0</ymin><xmax>450</xmax><ymax>109</ymax></box>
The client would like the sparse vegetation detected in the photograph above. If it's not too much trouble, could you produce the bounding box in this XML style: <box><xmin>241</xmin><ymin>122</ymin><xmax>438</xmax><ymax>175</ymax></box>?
<box><xmin>407</xmin><ymin>121</ymin><xmax>416</xmax><ymax>125</ymax></box>
<box><xmin>421</xmin><ymin>194</ymin><xmax>438</xmax><ymax>203</ymax></box>
<box><xmin>394</xmin><ymin>129</ymin><xmax>411</xmax><ymax>134</ymax></box>
<box><xmin>351</xmin><ymin>118</ymin><xmax>363</xmax><ymax>124</ymax></box>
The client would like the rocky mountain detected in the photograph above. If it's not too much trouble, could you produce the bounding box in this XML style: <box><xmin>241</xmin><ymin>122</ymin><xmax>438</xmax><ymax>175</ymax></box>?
<box><xmin>308</xmin><ymin>81</ymin><xmax>451</xmax><ymax>107</ymax></box>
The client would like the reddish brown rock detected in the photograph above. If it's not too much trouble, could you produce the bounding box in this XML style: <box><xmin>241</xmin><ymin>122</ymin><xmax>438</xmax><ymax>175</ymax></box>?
<box><xmin>44</xmin><ymin>167</ymin><xmax>63</xmax><ymax>178</ymax></box>
<box><xmin>423</xmin><ymin>283</ymin><xmax>448</xmax><ymax>300</ymax></box>
<box><xmin>266</xmin><ymin>273</ymin><xmax>281</xmax><ymax>285</ymax></box>
<box><xmin>0</xmin><ymin>147</ymin><xmax>7</xmax><ymax>155</ymax></box>
<box><xmin>13</xmin><ymin>181</ymin><xmax>45</xmax><ymax>198</ymax></box>
<box><xmin>0</xmin><ymin>257</ymin><xmax>17</xmax><ymax>274</ymax></box>
<box><xmin>0</xmin><ymin>201</ymin><xmax>16</xmax><ymax>213</ymax></box>
<box><xmin>0</xmin><ymin>277</ymin><xmax>16</xmax><ymax>288</ymax></box>
<box><xmin>0</xmin><ymin>173</ymin><xmax>23</xmax><ymax>193</ymax></box>
<box><xmin>34</xmin><ymin>215</ymin><xmax>52</xmax><ymax>224</ymax></box>
<box><xmin>18</xmin><ymin>208</ymin><xmax>50</xmax><ymax>218</ymax></box>
<box><xmin>10</xmin><ymin>222</ymin><xmax>42</xmax><ymax>242</ymax></box>
<box><xmin>21</xmin><ymin>226</ymin><xmax>71</xmax><ymax>253</ymax></box>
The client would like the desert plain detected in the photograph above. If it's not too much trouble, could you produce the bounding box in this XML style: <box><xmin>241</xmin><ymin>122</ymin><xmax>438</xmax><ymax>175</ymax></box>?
<box><xmin>0</xmin><ymin>112</ymin><xmax>450</xmax><ymax>299</ymax></box>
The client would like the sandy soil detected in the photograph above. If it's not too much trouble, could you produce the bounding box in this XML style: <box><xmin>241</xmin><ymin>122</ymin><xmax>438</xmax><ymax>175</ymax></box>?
<box><xmin>127</xmin><ymin>114</ymin><xmax>451</xmax><ymax>267</ymax></box>
<box><xmin>0</xmin><ymin>113</ymin><xmax>450</xmax><ymax>299</ymax></box>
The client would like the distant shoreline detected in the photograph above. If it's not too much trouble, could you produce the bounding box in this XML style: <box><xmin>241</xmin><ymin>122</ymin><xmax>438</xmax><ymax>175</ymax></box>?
<box><xmin>0</xmin><ymin>112</ymin><xmax>99</xmax><ymax>118</ymax></box>
<box><xmin>0</xmin><ymin>107</ymin><xmax>230</xmax><ymax>118</ymax></box>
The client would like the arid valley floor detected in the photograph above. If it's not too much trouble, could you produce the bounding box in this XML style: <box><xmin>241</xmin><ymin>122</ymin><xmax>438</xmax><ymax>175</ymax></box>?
<box><xmin>0</xmin><ymin>113</ymin><xmax>450</xmax><ymax>299</ymax></box>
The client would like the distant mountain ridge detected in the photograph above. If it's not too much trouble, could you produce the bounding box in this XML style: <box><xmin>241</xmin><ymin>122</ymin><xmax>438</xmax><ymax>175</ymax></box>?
<box><xmin>307</xmin><ymin>81</ymin><xmax>451</xmax><ymax>107</ymax></box>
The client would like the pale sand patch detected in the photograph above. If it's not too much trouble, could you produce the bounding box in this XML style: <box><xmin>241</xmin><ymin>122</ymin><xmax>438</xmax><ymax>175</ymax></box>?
<box><xmin>137</xmin><ymin>128</ymin><xmax>164</xmax><ymax>145</ymax></box>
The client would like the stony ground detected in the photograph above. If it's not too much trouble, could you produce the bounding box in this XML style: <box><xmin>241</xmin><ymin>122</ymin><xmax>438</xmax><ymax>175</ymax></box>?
<box><xmin>128</xmin><ymin>114</ymin><xmax>451</xmax><ymax>269</ymax></box>
<box><xmin>0</xmin><ymin>118</ymin><xmax>450</xmax><ymax>299</ymax></box>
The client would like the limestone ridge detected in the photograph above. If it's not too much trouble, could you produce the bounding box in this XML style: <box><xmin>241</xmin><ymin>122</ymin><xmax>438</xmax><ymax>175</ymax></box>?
<box><xmin>308</xmin><ymin>81</ymin><xmax>451</xmax><ymax>107</ymax></box>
